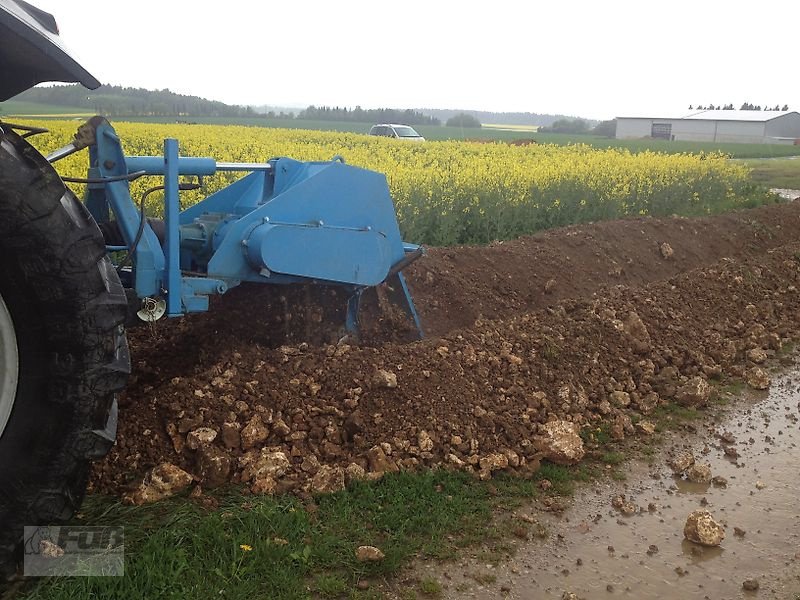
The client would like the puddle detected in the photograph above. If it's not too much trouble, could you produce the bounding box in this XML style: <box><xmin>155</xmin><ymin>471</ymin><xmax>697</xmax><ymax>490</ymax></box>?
<box><xmin>770</xmin><ymin>188</ymin><xmax>800</xmax><ymax>201</ymax></box>
<box><xmin>411</xmin><ymin>368</ymin><xmax>800</xmax><ymax>599</ymax></box>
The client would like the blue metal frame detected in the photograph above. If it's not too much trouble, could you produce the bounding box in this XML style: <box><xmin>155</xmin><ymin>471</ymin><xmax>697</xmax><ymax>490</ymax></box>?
<box><xmin>86</xmin><ymin>119</ymin><xmax>423</xmax><ymax>337</ymax></box>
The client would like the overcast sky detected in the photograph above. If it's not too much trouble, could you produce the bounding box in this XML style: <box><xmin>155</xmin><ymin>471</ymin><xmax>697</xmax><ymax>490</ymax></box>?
<box><xmin>32</xmin><ymin>0</ymin><xmax>799</xmax><ymax>120</ymax></box>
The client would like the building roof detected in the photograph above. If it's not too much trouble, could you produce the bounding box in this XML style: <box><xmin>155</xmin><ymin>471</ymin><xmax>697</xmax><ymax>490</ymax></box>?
<box><xmin>617</xmin><ymin>110</ymin><xmax>798</xmax><ymax>122</ymax></box>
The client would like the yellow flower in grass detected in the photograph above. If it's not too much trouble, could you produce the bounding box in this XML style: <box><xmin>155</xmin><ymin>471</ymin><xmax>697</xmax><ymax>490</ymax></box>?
<box><xmin>239</xmin><ymin>544</ymin><xmax>253</xmax><ymax>552</ymax></box>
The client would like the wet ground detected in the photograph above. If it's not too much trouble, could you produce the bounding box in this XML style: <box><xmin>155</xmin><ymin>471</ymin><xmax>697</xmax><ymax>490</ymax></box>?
<box><xmin>770</xmin><ymin>189</ymin><xmax>800</xmax><ymax>201</ymax></box>
<box><xmin>410</xmin><ymin>364</ymin><xmax>800</xmax><ymax>599</ymax></box>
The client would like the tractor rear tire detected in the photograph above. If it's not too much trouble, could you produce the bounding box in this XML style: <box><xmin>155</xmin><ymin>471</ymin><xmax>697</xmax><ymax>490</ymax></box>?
<box><xmin>0</xmin><ymin>125</ymin><xmax>130</xmax><ymax>576</ymax></box>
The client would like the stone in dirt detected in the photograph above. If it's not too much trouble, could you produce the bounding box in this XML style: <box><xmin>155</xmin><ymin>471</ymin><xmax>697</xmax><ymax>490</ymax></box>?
<box><xmin>609</xmin><ymin>391</ymin><xmax>631</xmax><ymax>408</ymax></box>
<box><xmin>300</xmin><ymin>454</ymin><xmax>321</xmax><ymax>474</ymax></box>
<box><xmin>659</xmin><ymin>242</ymin><xmax>674</xmax><ymax>259</ymax></box>
<box><xmin>366</xmin><ymin>445</ymin><xmax>399</xmax><ymax>473</ymax></box>
<box><xmin>186</xmin><ymin>427</ymin><xmax>217</xmax><ymax>450</ymax></box>
<box><xmin>746</xmin><ymin>348</ymin><xmax>768</xmax><ymax>364</ymax></box>
<box><xmin>177</xmin><ymin>414</ymin><xmax>203</xmax><ymax>434</ymax></box>
<box><xmin>623</xmin><ymin>311</ymin><xmax>651</xmax><ymax>352</ymax></box>
<box><xmin>534</xmin><ymin>420</ymin><xmax>585</xmax><ymax>465</ymax></box>
<box><xmin>240</xmin><ymin>414</ymin><xmax>269</xmax><ymax>450</ymax></box>
<box><xmin>745</xmin><ymin>367</ymin><xmax>771</xmax><ymax>390</ymax></box>
<box><xmin>417</xmin><ymin>430</ymin><xmax>434</xmax><ymax>452</ymax></box>
<box><xmin>124</xmin><ymin>463</ymin><xmax>194</xmax><ymax>505</ymax></box>
<box><xmin>195</xmin><ymin>445</ymin><xmax>232</xmax><ymax>488</ymax></box>
<box><xmin>668</xmin><ymin>451</ymin><xmax>695</xmax><ymax>475</ymax></box>
<box><xmin>742</xmin><ymin>579</ymin><xmax>759</xmax><ymax>591</ymax></box>
<box><xmin>251</xmin><ymin>476</ymin><xmax>277</xmax><ymax>495</ymax></box>
<box><xmin>611</xmin><ymin>495</ymin><xmax>637</xmax><ymax>516</ymax></box>
<box><xmin>636</xmin><ymin>420</ymin><xmax>656</xmax><ymax>435</ymax></box>
<box><xmin>636</xmin><ymin>391</ymin><xmax>661</xmax><ymax>414</ymax></box>
<box><xmin>686</xmin><ymin>463</ymin><xmax>712</xmax><ymax>484</ymax></box>
<box><xmin>39</xmin><ymin>539</ymin><xmax>65</xmax><ymax>558</ymax></box>
<box><xmin>372</xmin><ymin>369</ymin><xmax>397</xmax><ymax>389</ymax></box>
<box><xmin>345</xmin><ymin>463</ymin><xmax>367</xmax><ymax>483</ymax></box>
<box><xmin>311</xmin><ymin>465</ymin><xmax>345</xmax><ymax>493</ymax></box>
<box><xmin>610</xmin><ymin>413</ymin><xmax>633</xmax><ymax>441</ymax></box>
<box><xmin>271</xmin><ymin>418</ymin><xmax>291</xmax><ymax>437</ymax></box>
<box><xmin>355</xmin><ymin>545</ymin><xmax>385</xmax><ymax>562</ymax></box>
<box><xmin>478</xmin><ymin>453</ymin><xmax>510</xmax><ymax>480</ymax></box>
<box><xmin>166</xmin><ymin>422</ymin><xmax>185</xmax><ymax>454</ymax></box>
<box><xmin>675</xmin><ymin>376</ymin><xmax>712</xmax><ymax>407</ymax></box>
<box><xmin>221</xmin><ymin>422</ymin><xmax>241</xmax><ymax>450</ymax></box>
<box><xmin>684</xmin><ymin>510</ymin><xmax>725</xmax><ymax>546</ymax></box>
<box><xmin>240</xmin><ymin>449</ymin><xmax>290</xmax><ymax>482</ymax></box>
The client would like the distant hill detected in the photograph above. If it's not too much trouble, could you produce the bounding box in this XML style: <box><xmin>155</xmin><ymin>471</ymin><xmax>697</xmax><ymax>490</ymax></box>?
<box><xmin>5</xmin><ymin>85</ymin><xmax>593</xmax><ymax>128</ymax></box>
<box><xmin>417</xmin><ymin>108</ymin><xmax>594</xmax><ymax>128</ymax></box>
<box><xmin>9</xmin><ymin>84</ymin><xmax>256</xmax><ymax>118</ymax></box>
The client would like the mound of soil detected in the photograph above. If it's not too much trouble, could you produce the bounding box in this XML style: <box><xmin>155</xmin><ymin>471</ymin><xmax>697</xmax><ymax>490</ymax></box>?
<box><xmin>89</xmin><ymin>201</ymin><xmax>800</xmax><ymax>496</ymax></box>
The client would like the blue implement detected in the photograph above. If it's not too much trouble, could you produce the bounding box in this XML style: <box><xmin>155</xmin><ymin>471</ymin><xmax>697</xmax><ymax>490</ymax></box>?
<box><xmin>81</xmin><ymin>118</ymin><xmax>423</xmax><ymax>337</ymax></box>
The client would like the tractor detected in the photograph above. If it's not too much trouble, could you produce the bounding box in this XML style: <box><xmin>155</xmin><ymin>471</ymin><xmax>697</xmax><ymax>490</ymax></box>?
<box><xmin>0</xmin><ymin>0</ymin><xmax>421</xmax><ymax>575</ymax></box>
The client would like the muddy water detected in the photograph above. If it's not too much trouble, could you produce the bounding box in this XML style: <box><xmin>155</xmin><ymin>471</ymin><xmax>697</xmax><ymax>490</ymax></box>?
<box><xmin>417</xmin><ymin>369</ymin><xmax>800</xmax><ymax>599</ymax></box>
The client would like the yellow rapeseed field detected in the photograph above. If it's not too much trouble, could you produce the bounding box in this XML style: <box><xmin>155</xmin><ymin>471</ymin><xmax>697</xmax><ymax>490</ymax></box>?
<box><xmin>24</xmin><ymin>120</ymin><xmax>768</xmax><ymax>245</ymax></box>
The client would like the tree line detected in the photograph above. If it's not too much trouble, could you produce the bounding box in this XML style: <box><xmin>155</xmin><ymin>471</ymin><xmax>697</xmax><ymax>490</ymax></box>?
<box><xmin>10</xmin><ymin>85</ymin><xmax>444</xmax><ymax>126</ymax></box>
<box><xmin>690</xmin><ymin>103</ymin><xmax>790</xmax><ymax>111</ymax></box>
<box><xmin>296</xmin><ymin>106</ymin><xmax>439</xmax><ymax>126</ymax></box>
<box><xmin>13</xmin><ymin>84</ymin><xmax>257</xmax><ymax>117</ymax></box>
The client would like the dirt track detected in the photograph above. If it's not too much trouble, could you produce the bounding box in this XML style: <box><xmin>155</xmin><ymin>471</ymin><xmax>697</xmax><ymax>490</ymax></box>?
<box><xmin>89</xmin><ymin>200</ymin><xmax>800</xmax><ymax>496</ymax></box>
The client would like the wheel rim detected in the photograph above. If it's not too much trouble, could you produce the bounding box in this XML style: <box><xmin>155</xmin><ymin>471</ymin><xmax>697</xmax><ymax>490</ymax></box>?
<box><xmin>0</xmin><ymin>292</ymin><xmax>18</xmax><ymax>439</ymax></box>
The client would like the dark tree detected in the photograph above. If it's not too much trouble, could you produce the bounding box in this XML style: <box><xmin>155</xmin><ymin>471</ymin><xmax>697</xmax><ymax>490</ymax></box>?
<box><xmin>445</xmin><ymin>113</ymin><xmax>482</xmax><ymax>128</ymax></box>
<box><xmin>590</xmin><ymin>119</ymin><xmax>616</xmax><ymax>137</ymax></box>
<box><xmin>538</xmin><ymin>118</ymin><xmax>590</xmax><ymax>134</ymax></box>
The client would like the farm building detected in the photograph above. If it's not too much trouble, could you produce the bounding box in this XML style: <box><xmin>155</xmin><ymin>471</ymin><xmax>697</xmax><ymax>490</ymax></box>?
<box><xmin>615</xmin><ymin>110</ymin><xmax>800</xmax><ymax>144</ymax></box>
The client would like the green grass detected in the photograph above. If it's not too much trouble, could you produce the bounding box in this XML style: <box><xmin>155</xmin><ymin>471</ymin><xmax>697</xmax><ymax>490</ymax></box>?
<box><xmin>649</xmin><ymin>400</ymin><xmax>714</xmax><ymax>433</ymax></box>
<box><xmin>315</xmin><ymin>573</ymin><xmax>348</xmax><ymax>596</ymax></box>
<box><xmin>534</xmin><ymin>463</ymin><xmax>577</xmax><ymax>496</ymax></box>
<box><xmin>20</xmin><ymin>469</ymin><xmax>550</xmax><ymax>600</ymax></box>
<box><xmin>419</xmin><ymin>577</ymin><xmax>443</xmax><ymax>596</ymax></box>
<box><xmin>600</xmin><ymin>451</ymin><xmax>625</xmax><ymax>466</ymax></box>
<box><xmin>741</xmin><ymin>157</ymin><xmax>800</xmax><ymax>189</ymax></box>
<box><xmin>19</xmin><ymin>464</ymin><xmax>587</xmax><ymax>599</ymax></box>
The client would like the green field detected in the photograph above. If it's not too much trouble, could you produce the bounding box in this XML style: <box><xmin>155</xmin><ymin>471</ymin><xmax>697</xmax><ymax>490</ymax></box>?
<box><xmin>4</xmin><ymin>100</ymin><xmax>800</xmax><ymax>159</ymax></box>
<box><xmin>740</xmin><ymin>157</ymin><xmax>800</xmax><ymax>189</ymax></box>
<box><xmin>0</xmin><ymin>100</ymin><xmax>90</xmax><ymax>117</ymax></box>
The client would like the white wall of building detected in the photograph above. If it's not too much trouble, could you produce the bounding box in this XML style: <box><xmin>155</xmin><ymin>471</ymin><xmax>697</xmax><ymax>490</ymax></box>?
<box><xmin>614</xmin><ymin>118</ymin><xmax>654</xmax><ymax>139</ymax></box>
<box><xmin>615</xmin><ymin>113</ymin><xmax>800</xmax><ymax>144</ymax></box>
<box><xmin>766</xmin><ymin>113</ymin><xmax>800</xmax><ymax>140</ymax></box>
